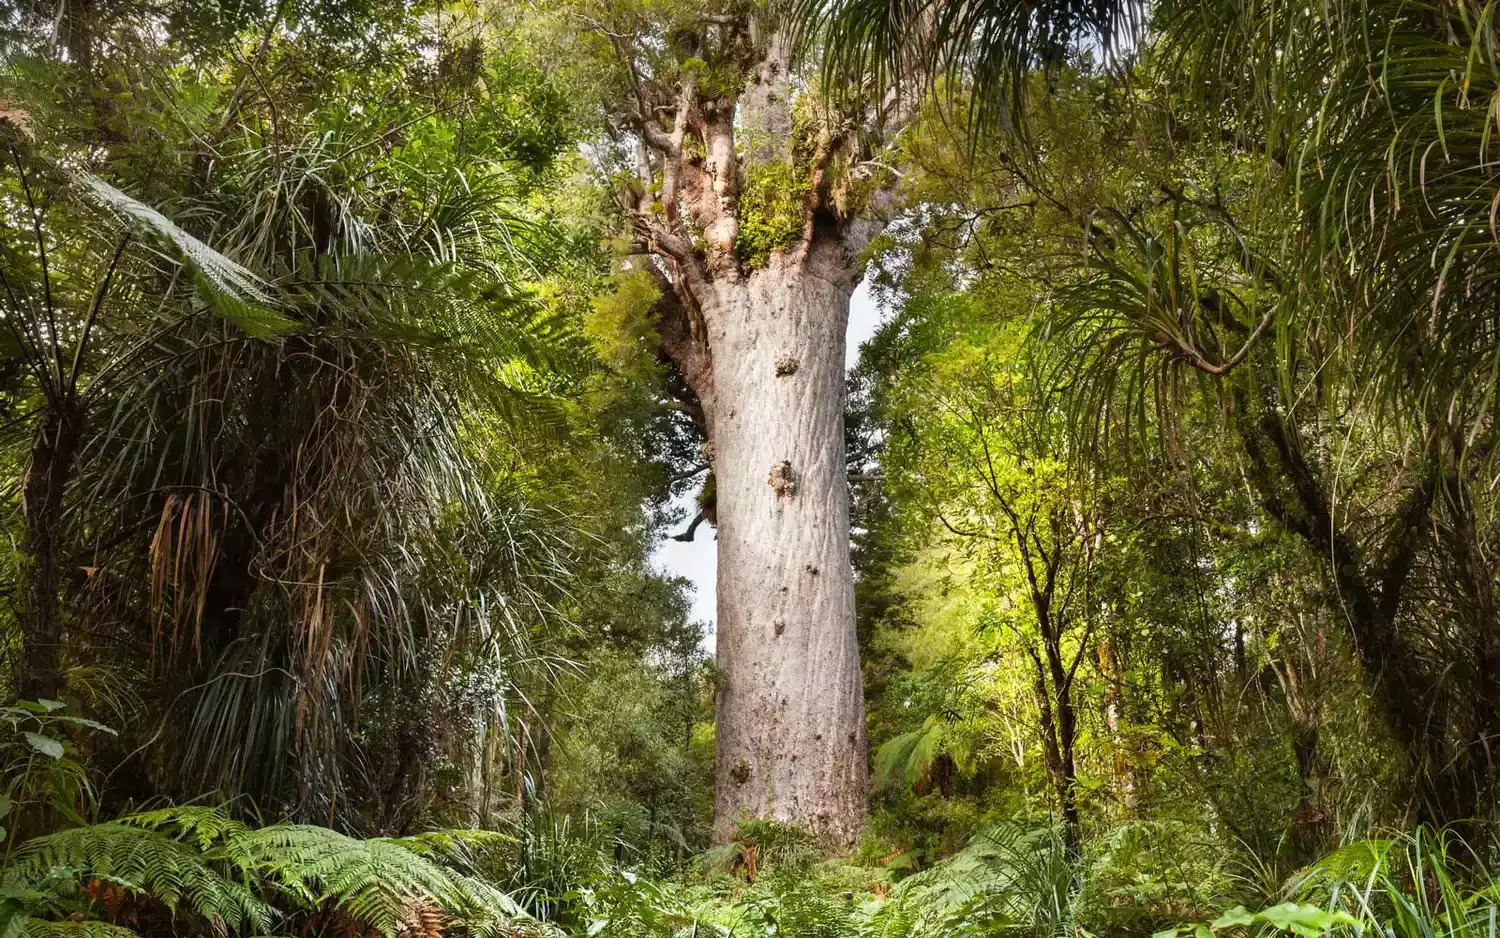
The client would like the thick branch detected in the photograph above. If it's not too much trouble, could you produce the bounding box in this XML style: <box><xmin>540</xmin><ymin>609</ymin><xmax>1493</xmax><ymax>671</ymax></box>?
<box><xmin>672</xmin><ymin>510</ymin><xmax>708</xmax><ymax>542</ymax></box>
<box><xmin>631</xmin><ymin>255</ymin><xmax>712</xmax><ymax>409</ymax></box>
<box><xmin>656</xmin><ymin>59</ymin><xmax>699</xmax><ymax>227</ymax></box>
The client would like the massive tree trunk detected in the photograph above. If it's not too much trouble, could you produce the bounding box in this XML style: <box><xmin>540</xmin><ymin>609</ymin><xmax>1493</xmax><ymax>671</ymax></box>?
<box><xmin>599</xmin><ymin>12</ymin><xmax>894</xmax><ymax>846</ymax></box>
<box><xmin>709</xmin><ymin>249</ymin><xmax>867</xmax><ymax>846</ymax></box>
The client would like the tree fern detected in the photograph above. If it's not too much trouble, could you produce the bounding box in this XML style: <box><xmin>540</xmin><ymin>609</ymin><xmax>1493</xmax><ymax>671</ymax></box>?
<box><xmin>873</xmin><ymin>719</ymin><xmax>946</xmax><ymax>793</ymax></box>
<box><xmin>71</xmin><ymin>175</ymin><xmax>272</xmax><ymax>305</ymax></box>
<box><xmin>71</xmin><ymin>174</ymin><xmax>296</xmax><ymax>339</ymax></box>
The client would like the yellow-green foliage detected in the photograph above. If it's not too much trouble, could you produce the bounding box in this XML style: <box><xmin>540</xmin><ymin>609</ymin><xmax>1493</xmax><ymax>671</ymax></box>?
<box><xmin>735</xmin><ymin>162</ymin><xmax>811</xmax><ymax>270</ymax></box>
<box><xmin>586</xmin><ymin>267</ymin><xmax>663</xmax><ymax>379</ymax></box>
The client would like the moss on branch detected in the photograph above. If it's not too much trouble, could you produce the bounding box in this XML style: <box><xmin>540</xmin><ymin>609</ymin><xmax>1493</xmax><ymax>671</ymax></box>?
<box><xmin>735</xmin><ymin>161</ymin><xmax>811</xmax><ymax>270</ymax></box>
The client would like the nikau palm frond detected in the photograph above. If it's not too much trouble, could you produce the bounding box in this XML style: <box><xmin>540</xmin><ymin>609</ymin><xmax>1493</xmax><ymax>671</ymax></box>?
<box><xmin>793</xmin><ymin>0</ymin><xmax>1144</xmax><ymax>131</ymax></box>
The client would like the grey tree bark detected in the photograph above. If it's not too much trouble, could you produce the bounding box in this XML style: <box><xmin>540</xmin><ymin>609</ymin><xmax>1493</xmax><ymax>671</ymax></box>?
<box><xmin>597</xmin><ymin>10</ymin><xmax>899</xmax><ymax>846</ymax></box>
<box><xmin>707</xmin><ymin>247</ymin><xmax>868</xmax><ymax>847</ymax></box>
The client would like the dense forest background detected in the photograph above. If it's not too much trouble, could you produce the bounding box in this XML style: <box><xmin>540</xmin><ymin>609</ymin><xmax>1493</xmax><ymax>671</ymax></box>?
<box><xmin>3</xmin><ymin>0</ymin><xmax>1500</xmax><ymax>936</ymax></box>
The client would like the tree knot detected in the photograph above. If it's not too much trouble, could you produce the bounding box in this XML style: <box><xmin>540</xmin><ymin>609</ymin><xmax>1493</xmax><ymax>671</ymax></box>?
<box><xmin>774</xmin><ymin>355</ymin><xmax>798</xmax><ymax>376</ymax></box>
<box><xmin>768</xmin><ymin>460</ymin><xmax>797</xmax><ymax>498</ymax></box>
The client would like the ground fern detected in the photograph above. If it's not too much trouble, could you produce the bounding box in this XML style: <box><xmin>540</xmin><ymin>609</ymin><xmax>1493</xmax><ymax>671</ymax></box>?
<box><xmin>2</xmin><ymin>807</ymin><xmax>544</xmax><ymax>938</ymax></box>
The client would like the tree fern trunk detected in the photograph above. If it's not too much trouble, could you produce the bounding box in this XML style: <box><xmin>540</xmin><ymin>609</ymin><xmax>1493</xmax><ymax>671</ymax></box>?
<box><xmin>20</xmin><ymin>402</ymin><xmax>83</xmax><ymax>701</ymax></box>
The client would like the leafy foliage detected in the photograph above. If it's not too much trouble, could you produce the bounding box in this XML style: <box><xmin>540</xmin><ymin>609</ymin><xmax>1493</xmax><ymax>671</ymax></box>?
<box><xmin>735</xmin><ymin>162</ymin><xmax>814</xmax><ymax>269</ymax></box>
<box><xmin>12</xmin><ymin>5</ymin><xmax>1500</xmax><ymax>938</ymax></box>
<box><xmin>0</xmin><ymin>807</ymin><xmax>546</xmax><ymax>938</ymax></box>
<box><xmin>0</xmin><ymin>0</ymin><xmax>704</xmax><ymax>842</ymax></box>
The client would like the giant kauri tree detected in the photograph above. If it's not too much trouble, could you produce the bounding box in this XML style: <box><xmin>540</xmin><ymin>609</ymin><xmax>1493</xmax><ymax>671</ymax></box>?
<box><xmin>565</xmin><ymin>2</ymin><xmax>905</xmax><ymax>845</ymax></box>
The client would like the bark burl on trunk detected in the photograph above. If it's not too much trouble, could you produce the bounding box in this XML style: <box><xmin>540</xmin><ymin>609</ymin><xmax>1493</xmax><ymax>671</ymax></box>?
<box><xmin>599</xmin><ymin>11</ymin><xmax>899</xmax><ymax>846</ymax></box>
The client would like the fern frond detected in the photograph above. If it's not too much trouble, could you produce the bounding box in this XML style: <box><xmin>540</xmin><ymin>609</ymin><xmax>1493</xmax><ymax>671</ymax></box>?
<box><xmin>4</xmin><ymin>812</ymin><xmax>537</xmax><ymax>938</ymax></box>
<box><xmin>390</xmin><ymin>830</ymin><xmax>516</xmax><ymax>867</ymax></box>
<box><xmin>71</xmin><ymin>173</ymin><xmax>295</xmax><ymax>338</ymax></box>
<box><xmin>72</xmin><ymin>175</ymin><xmax>272</xmax><ymax>305</ymax></box>
<box><xmin>873</xmin><ymin>720</ymin><xmax>944</xmax><ymax>792</ymax></box>
<box><xmin>21</xmin><ymin>920</ymin><xmax>144</xmax><ymax>938</ymax></box>
<box><xmin>118</xmin><ymin>807</ymin><xmax>252</xmax><ymax>852</ymax></box>
<box><xmin>223</xmin><ymin>825</ymin><xmax>492</xmax><ymax>938</ymax></box>
<box><xmin>447</xmin><ymin>874</ymin><xmax>535</xmax><ymax>937</ymax></box>
<box><xmin>5</xmin><ymin>824</ymin><xmax>274</xmax><ymax>933</ymax></box>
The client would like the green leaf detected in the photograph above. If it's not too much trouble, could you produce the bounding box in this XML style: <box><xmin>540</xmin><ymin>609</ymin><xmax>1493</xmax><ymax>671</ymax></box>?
<box><xmin>33</xmin><ymin>700</ymin><xmax>64</xmax><ymax>713</ymax></box>
<box><xmin>1257</xmin><ymin>904</ymin><xmax>1337</xmax><ymax>935</ymax></box>
<box><xmin>1212</xmin><ymin>907</ymin><xmax>1257</xmax><ymax>929</ymax></box>
<box><xmin>22</xmin><ymin>733</ymin><xmax>63</xmax><ymax>758</ymax></box>
<box><xmin>47</xmin><ymin>717</ymin><xmax>116</xmax><ymax>736</ymax></box>
<box><xmin>0</xmin><ymin>794</ymin><xmax>11</xmax><ymax>818</ymax></box>
<box><xmin>1434</xmin><ymin>75</ymin><xmax>1451</xmax><ymax>162</ymax></box>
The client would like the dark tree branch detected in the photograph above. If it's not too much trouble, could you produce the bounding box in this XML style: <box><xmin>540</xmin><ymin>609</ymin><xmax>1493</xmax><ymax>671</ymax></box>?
<box><xmin>71</xmin><ymin>231</ymin><xmax>131</xmax><ymax>395</ymax></box>
<box><xmin>672</xmin><ymin>511</ymin><xmax>708</xmax><ymax>542</ymax></box>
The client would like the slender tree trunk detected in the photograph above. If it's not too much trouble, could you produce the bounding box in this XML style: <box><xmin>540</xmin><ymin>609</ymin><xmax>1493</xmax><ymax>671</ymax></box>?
<box><xmin>1098</xmin><ymin>637</ymin><xmax>1136</xmax><ymax>814</ymax></box>
<box><xmin>1055</xmin><ymin>688</ymin><xmax>1081</xmax><ymax>850</ymax></box>
<box><xmin>1028</xmin><ymin>644</ymin><xmax>1080</xmax><ymax>851</ymax></box>
<box><xmin>709</xmin><ymin>248</ymin><xmax>868</xmax><ymax>847</ymax></box>
<box><xmin>20</xmin><ymin>401</ymin><xmax>83</xmax><ymax>701</ymax></box>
